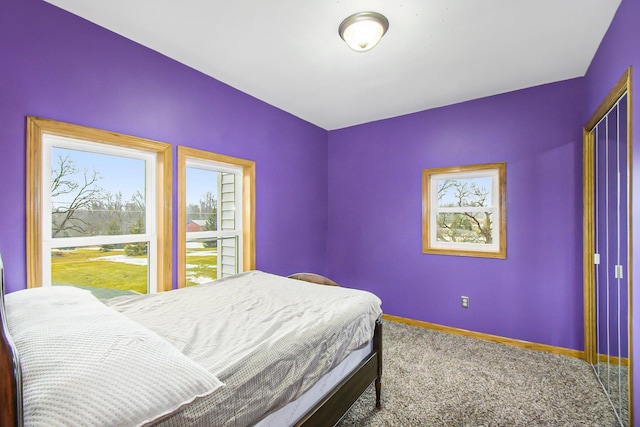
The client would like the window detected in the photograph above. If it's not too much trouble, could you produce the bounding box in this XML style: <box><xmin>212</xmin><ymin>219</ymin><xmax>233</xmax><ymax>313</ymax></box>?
<box><xmin>177</xmin><ymin>146</ymin><xmax>255</xmax><ymax>288</ymax></box>
<box><xmin>27</xmin><ymin>117</ymin><xmax>172</xmax><ymax>295</ymax></box>
<box><xmin>422</xmin><ymin>162</ymin><xmax>506</xmax><ymax>258</ymax></box>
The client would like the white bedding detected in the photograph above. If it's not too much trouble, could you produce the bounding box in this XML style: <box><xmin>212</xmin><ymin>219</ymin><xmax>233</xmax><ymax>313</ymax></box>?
<box><xmin>255</xmin><ymin>342</ymin><xmax>373</xmax><ymax>427</ymax></box>
<box><xmin>106</xmin><ymin>270</ymin><xmax>382</xmax><ymax>426</ymax></box>
<box><xmin>6</xmin><ymin>286</ymin><xmax>224</xmax><ymax>427</ymax></box>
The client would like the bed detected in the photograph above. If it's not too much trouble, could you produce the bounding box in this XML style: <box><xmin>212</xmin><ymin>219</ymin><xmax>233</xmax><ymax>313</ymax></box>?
<box><xmin>0</xmin><ymin>255</ymin><xmax>383</xmax><ymax>427</ymax></box>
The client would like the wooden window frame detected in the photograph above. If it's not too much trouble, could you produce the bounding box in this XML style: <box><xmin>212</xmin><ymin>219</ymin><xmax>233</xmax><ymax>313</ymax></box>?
<box><xmin>422</xmin><ymin>162</ymin><xmax>507</xmax><ymax>259</ymax></box>
<box><xmin>26</xmin><ymin>116</ymin><xmax>173</xmax><ymax>291</ymax></box>
<box><xmin>177</xmin><ymin>146</ymin><xmax>255</xmax><ymax>288</ymax></box>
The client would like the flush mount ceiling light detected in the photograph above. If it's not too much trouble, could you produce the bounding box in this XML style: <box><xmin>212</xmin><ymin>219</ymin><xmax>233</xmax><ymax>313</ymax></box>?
<box><xmin>338</xmin><ymin>11</ymin><xmax>389</xmax><ymax>53</ymax></box>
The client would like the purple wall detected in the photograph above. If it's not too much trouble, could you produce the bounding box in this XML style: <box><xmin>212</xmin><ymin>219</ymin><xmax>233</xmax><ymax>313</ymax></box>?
<box><xmin>3</xmin><ymin>0</ymin><xmax>639</xmax><ymax>421</ymax></box>
<box><xmin>0</xmin><ymin>0</ymin><xmax>329</xmax><ymax>292</ymax></box>
<box><xmin>583</xmin><ymin>0</ymin><xmax>640</xmax><ymax>422</ymax></box>
<box><xmin>327</xmin><ymin>79</ymin><xmax>586</xmax><ymax>350</ymax></box>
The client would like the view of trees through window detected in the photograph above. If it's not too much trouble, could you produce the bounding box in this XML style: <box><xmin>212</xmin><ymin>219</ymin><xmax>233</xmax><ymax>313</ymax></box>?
<box><xmin>51</xmin><ymin>148</ymin><xmax>146</xmax><ymax>240</ymax></box>
<box><xmin>49</xmin><ymin>145</ymin><xmax>152</xmax><ymax>297</ymax></box>
<box><xmin>37</xmin><ymin>132</ymin><xmax>249</xmax><ymax>295</ymax></box>
<box><xmin>186</xmin><ymin>189</ymin><xmax>218</xmax><ymax>247</ymax></box>
<box><xmin>184</xmin><ymin>167</ymin><xmax>220</xmax><ymax>286</ymax></box>
<box><xmin>177</xmin><ymin>146</ymin><xmax>253</xmax><ymax>289</ymax></box>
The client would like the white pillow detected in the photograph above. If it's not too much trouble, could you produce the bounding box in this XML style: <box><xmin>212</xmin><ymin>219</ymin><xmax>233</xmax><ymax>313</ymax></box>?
<box><xmin>6</xmin><ymin>286</ymin><xmax>224</xmax><ymax>427</ymax></box>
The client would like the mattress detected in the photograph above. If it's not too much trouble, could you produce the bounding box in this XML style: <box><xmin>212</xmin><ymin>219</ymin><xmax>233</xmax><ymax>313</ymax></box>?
<box><xmin>105</xmin><ymin>270</ymin><xmax>382</xmax><ymax>426</ymax></box>
<box><xmin>255</xmin><ymin>341</ymin><xmax>373</xmax><ymax>426</ymax></box>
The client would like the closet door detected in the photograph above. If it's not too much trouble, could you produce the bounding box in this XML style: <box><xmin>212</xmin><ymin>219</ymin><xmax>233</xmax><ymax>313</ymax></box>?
<box><xmin>584</xmin><ymin>69</ymin><xmax>631</xmax><ymax>427</ymax></box>
<box><xmin>593</xmin><ymin>93</ymin><xmax>629</xmax><ymax>426</ymax></box>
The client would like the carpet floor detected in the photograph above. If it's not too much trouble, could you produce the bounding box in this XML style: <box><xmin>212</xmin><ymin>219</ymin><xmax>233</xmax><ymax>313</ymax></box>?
<box><xmin>337</xmin><ymin>320</ymin><xmax>621</xmax><ymax>426</ymax></box>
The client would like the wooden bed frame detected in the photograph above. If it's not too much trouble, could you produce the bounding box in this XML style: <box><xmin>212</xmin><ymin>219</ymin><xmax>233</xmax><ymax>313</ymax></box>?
<box><xmin>0</xmin><ymin>264</ymin><xmax>382</xmax><ymax>427</ymax></box>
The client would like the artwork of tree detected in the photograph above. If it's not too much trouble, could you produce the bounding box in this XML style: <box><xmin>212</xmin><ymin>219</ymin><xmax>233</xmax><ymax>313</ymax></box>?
<box><xmin>422</xmin><ymin>162</ymin><xmax>506</xmax><ymax>259</ymax></box>
<box><xmin>436</xmin><ymin>177</ymin><xmax>492</xmax><ymax>244</ymax></box>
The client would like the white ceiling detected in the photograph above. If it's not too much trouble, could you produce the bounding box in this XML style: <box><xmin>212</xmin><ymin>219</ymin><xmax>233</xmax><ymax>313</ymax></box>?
<box><xmin>44</xmin><ymin>0</ymin><xmax>621</xmax><ymax>130</ymax></box>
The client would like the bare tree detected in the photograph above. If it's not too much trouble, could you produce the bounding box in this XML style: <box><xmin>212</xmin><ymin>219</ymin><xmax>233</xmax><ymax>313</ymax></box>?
<box><xmin>463</xmin><ymin>183</ymin><xmax>492</xmax><ymax>243</ymax></box>
<box><xmin>104</xmin><ymin>191</ymin><xmax>125</xmax><ymax>223</ymax></box>
<box><xmin>51</xmin><ymin>154</ymin><xmax>104</xmax><ymax>238</ymax></box>
<box><xmin>436</xmin><ymin>179</ymin><xmax>492</xmax><ymax>244</ymax></box>
<box><xmin>437</xmin><ymin>179</ymin><xmax>455</xmax><ymax>202</ymax></box>
<box><xmin>126</xmin><ymin>191</ymin><xmax>145</xmax><ymax>216</ymax></box>
<box><xmin>126</xmin><ymin>191</ymin><xmax>146</xmax><ymax>234</ymax></box>
<box><xmin>199</xmin><ymin>192</ymin><xmax>217</xmax><ymax>219</ymax></box>
<box><xmin>199</xmin><ymin>192</ymin><xmax>218</xmax><ymax>248</ymax></box>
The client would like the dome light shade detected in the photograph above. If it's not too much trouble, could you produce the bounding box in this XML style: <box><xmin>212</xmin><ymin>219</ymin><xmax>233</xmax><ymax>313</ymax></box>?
<box><xmin>338</xmin><ymin>12</ymin><xmax>389</xmax><ymax>52</ymax></box>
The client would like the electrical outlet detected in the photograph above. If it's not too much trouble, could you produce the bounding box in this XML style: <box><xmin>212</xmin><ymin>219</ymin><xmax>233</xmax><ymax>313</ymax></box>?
<box><xmin>461</xmin><ymin>296</ymin><xmax>469</xmax><ymax>308</ymax></box>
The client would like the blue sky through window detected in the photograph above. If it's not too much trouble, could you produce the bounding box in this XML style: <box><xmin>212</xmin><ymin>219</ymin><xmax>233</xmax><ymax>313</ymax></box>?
<box><xmin>437</xmin><ymin>176</ymin><xmax>492</xmax><ymax>207</ymax></box>
<box><xmin>51</xmin><ymin>147</ymin><xmax>145</xmax><ymax>205</ymax></box>
<box><xmin>52</xmin><ymin>147</ymin><xmax>215</xmax><ymax>207</ymax></box>
<box><xmin>186</xmin><ymin>167</ymin><xmax>219</xmax><ymax>208</ymax></box>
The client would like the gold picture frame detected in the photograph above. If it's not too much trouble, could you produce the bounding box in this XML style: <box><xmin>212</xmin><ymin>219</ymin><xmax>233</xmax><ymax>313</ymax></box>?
<box><xmin>422</xmin><ymin>162</ymin><xmax>506</xmax><ymax>259</ymax></box>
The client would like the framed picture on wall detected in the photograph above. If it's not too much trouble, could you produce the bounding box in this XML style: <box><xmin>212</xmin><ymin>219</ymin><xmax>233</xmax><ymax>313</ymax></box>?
<box><xmin>422</xmin><ymin>162</ymin><xmax>506</xmax><ymax>258</ymax></box>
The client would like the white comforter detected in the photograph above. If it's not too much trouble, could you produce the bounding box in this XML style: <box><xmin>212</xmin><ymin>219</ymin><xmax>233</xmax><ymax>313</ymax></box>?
<box><xmin>105</xmin><ymin>270</ymin><xmax>382</xmax><ymax>426</ymax></box>
<box><xmin>6</xmin><ymin>286</ymin><xmax>224</xmax><ymax>427</ymax></box>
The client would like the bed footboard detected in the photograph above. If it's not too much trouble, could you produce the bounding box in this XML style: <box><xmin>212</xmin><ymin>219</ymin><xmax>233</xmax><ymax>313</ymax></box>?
<box><xmin>0</xmin><ymin>339</ymin><xmax>21</xmax><ymax>427</ymax></box>
<box><xmin>0</xmin><ymin>254</ymin><xmax>23</xmax><ymax>427</ymax></box>
<box><xmin>296</xmin><ymin>318</ymin><xmax>383</xmax><ymax>427</ymax></box>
